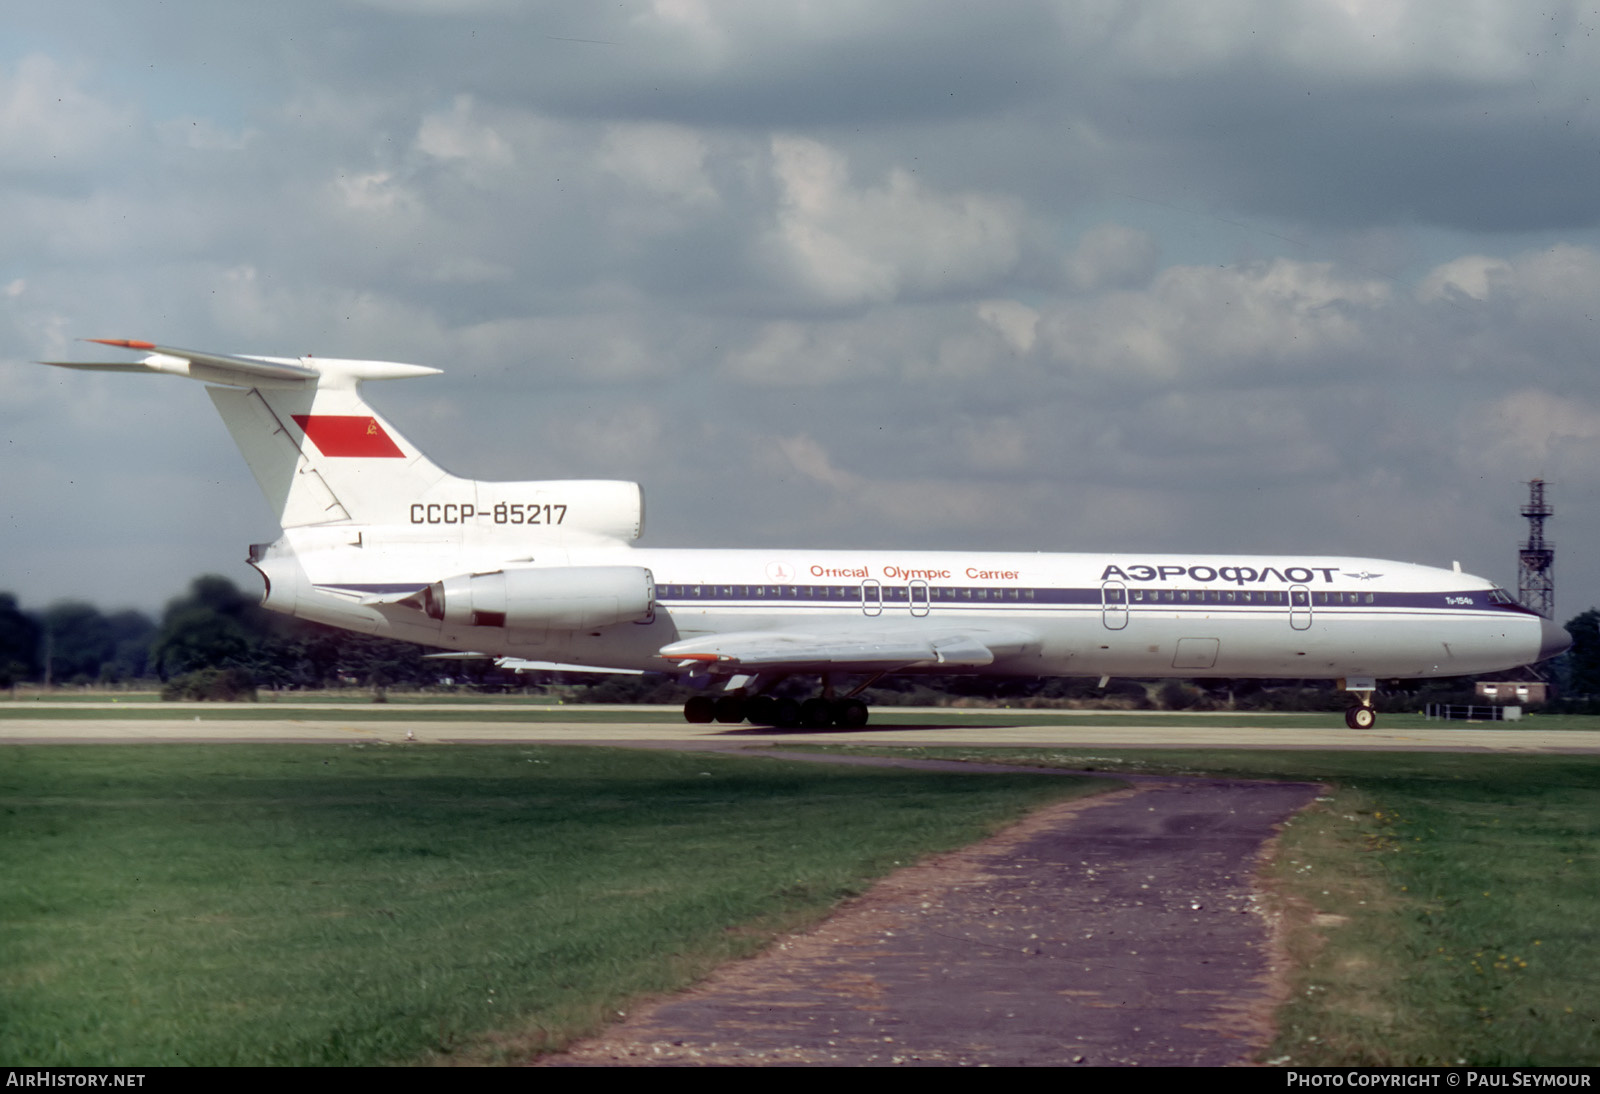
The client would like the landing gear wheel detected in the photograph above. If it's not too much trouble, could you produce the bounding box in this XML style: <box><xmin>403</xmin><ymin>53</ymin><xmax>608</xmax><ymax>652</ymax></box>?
<box><xmin>745</xmin><ymin>695</ymin><xmax>778</xmax><ymax>726</ymax></box>
<box><xmin>772</xmin><ymin>697</ymin><xmax>801</xmax><ymax>729</ymax></box>
<box><xmin>799</xmin><ymin>697</ymin><xmax>834</xmax><ymax>728</ymax></box>
<box><xmin>684</xmin><ymin>696</ymin><xmax>716</xmax><ymax>724</ymax></box>
<box><xmin>1345</xmin><ymin>706</ymin><xmax>1377</xmax><ymax>730</ymax></box>
<box><xmin>832</xmin><ymin>698</ymin><xmax>869</xmax><ymax>728</ymax></box>
<box><xmin>714</xmin><ymin>696</ymin><xmax>746</xmax><ymax>724</ymax></box>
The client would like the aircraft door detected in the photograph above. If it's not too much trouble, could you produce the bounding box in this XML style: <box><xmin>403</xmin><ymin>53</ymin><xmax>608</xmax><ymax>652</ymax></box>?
<box><xmin>1289</xmin><ymin>584</ymin><xmax>1312</xmax><ymax>630</ymax></box>
<box><xmin>1172</xmin><ymin>637</ymin><xmax>1220</xmax><ymax>669</ymax></box>
<box><xmin>1101</xmin><ymin>581</ymin><xmax>1128</xmax><ymax>630</ymax></box>
<box><xmin>908</xmin><ymin>579</ymin><xmax>931</xmax><ymax>617</ymax></box>
<box><xmin>860</xmin><ymin>578</ymin><xmax>883</xmax><ymax>617</ymax></box>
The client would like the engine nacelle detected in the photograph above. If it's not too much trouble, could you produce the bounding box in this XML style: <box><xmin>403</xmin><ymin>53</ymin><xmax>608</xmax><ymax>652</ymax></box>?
<box><xmin>421</xmin><ymin>565</ymin><xmax>655</xmax><ymax>630</ymax></box>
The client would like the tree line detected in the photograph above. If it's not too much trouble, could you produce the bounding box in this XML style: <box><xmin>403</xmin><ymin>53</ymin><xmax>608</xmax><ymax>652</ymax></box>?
<box><xmin>0</xmin><ymin>576</ymin><xmax>448</xmax><ymax>694</ymax></box>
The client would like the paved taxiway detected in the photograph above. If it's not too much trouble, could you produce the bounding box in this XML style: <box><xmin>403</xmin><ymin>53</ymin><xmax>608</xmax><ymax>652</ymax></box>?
<box><xmin>4</xmin><ymin>703</ymin><xmax>1599</xmax><ymax>751</ymax></box>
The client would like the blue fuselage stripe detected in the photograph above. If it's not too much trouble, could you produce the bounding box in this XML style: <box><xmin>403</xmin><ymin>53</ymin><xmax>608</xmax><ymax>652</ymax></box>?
<box><xmin>316</xmin><ymin>581</ymin><xmax>1540</xmax><ymax>618</ymax></box>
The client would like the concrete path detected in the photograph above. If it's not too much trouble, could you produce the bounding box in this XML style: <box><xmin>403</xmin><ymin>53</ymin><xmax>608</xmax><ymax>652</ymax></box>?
<box><xmin>544</xmin><ymin>770</ymin><xmax>1318</xmax><ymax>1067</ymax></box>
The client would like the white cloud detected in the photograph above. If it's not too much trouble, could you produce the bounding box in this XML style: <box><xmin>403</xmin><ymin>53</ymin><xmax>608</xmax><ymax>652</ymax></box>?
<box><xmin>1469</xmin><ymin>388</ymin><xmax>1600</xmax><ymax>477</ymax></box>
<box><xmin>415</xmin><ymin>95</ymin><xmax>514</xmax><ymax>177</ymax></box>
<box><xmin>353</xmin><ymin>0</ymin><xmax>518</xmax><ymax>11</ymax></box>
<box><xmin>775</xmin><ymin>433</ymin><xmax>854</xmax><ymax>491</ymax></box>
<box><xmin>723</xmin><ymin>317</ymin><xmax>896</xmax><ymax>386</ymax></box>
<box><xmin>1283</xmin><ymin>0</ymin><xmax>1537</xmax><ymax>83</ymax></box>
<box><xmin>1064</xmin><ymin>224</ymin><xmax>1159</xmax><ymax>292</ymax></box>
<box><xmin>0</xmin><ymin>55</ymin><xmax>135</xmax><ymax>173</ymax></box>
<box><xmin>420</xmin><ymin>257</ymin><xmax>515</xmax><ymax>285</ymax></box>
<box><xmin>598</xmin><ymin>122</ymin><xmax>717</xmax><ymax>207</ymax></box>
<box><xmin>1492</xmin><ymin>245</ymin><xmax>1600</xmax><ymax>313</ymax></box>
<box><xmin>765</xmin><ymin>136</ymin><xmax>1022</xmax><ymax>306</ymax></box>
<box><xmin>537</xmin><ymin>402</ymin><xmax>666</xmax><ymax>474</ymax></box>
<box><xmin>956</xmin><ymin>415</ymin><xmax>1030</xmax><ymax>473</ymax></box>
<box><xmin>1040</xmin><ymin>258</ymin><xmax>1391</xmax><ymax>382</ymax></box>
<box><xmin>156</xmin><ymin>117</ymin><xmax>255</xmax><ymax>151</ymax></box>
<box><xmin>1081</xmin><ymin>0</ymin><xmax>1544</xmax><ymax>84</ymax></box>
<box><xmin>334</xmin><ymin>169</ymin><xmax>419</xmax><ymax>216</ymax></box>
<box><xmin>1417</xmin><ymin>254</ymin><xmax>1507</xmax><ymax>303</ymax></box>
<box><xmin>1417</xmin><ymin>246</ymin><xmax>1600</xmax><ymax>358</ymax></box>
<box><xmin>766</xmin><ymin>432</ymin><xmax>1034</xmax><ymax>534</ymax></box>
<box><xmin>720</xmin><ymin>305</ymin><xmax>1034</xmax><ymax>388</ymax></box>
<box><xmin>450</xmin><ymin>314</ymin><xmax>673</xmax><ymax>383</ymax></box>
<box><xmin>195</xmin><ymin>264</ymin><xmax>453</xmax><ymax>358</ymax></box>
<box><xmin>634</xmin><ymin>0</ymin><xmax>731</xmax><ymax>57</ymax></box>
<box><xmin>976</xmin><ymin>300</ymin><xmax>1039</xmax><ymax>356</ymax></box>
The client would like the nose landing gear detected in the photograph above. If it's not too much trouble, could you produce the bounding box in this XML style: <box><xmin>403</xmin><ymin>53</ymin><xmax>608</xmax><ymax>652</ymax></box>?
<box><xmin>1344</xmin><ymin>703</ymin><xmax>1377</xmax><ymax>729</ymax></box>
<box><xmin>1341</xmin><ymin>677</ymin><xmax>1378</xmax><ymax>729</ymax></box>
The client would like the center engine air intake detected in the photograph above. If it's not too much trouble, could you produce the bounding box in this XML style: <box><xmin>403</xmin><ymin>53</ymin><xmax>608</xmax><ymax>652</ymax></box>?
<box><xmin>420</xmin><ymin>566</ymin><xmax>655</xmax><ymax>630</ymax></box>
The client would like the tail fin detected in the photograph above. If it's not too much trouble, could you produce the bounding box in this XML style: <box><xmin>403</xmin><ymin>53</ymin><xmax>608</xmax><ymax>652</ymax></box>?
<box><xmin>206</xmin><ymin>366</ymin><xmax>453</xmax><ymax>529</ymax></box>
<box><xmin>43</xmin><ymin>340</ymin><xmax>644</xmax><ymax>541</ymax></box>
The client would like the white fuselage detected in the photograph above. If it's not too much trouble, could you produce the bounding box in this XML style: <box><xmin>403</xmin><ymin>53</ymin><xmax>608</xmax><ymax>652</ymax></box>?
<box><xmin>254</xmin><ymin>534</ymin><xmax>1552</xmax><ymax>682</ymax></box>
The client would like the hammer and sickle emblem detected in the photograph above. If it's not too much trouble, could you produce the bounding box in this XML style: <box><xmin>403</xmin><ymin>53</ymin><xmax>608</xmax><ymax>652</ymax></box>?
<box><xmin>366</xmin><ymin>420</ymin><xmax>378</xmax><ymax>435</ymax></box>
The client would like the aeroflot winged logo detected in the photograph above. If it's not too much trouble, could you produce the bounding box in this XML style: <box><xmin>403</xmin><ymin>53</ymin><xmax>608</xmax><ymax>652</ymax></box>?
<box><xmin>291</xmin><ymin>415</ymin><xmax>405</xmax><ymax>458</ymax></box>
<box><xmin>1100</xmin><ymin>563</ymin><xmax>1344</xmax><ymax>584</ymax></box>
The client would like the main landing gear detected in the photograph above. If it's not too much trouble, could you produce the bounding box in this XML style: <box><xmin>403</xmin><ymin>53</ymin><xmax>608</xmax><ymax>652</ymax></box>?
<box><xmin>683</xmin><ymin>693</ymin><xmax>869</xmax><ymax>729</ymax></box>
<box><xmin>683</xmin><ymin>673</ymin><xmax>875</xmax><ymax>729</ymax></box>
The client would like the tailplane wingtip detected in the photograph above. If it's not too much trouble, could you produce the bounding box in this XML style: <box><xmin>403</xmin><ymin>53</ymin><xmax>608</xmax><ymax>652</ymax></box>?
<box><xmin>84</xmin><ymin>338</ymin><xmax>156</xmax><ymax>350</ymax></box>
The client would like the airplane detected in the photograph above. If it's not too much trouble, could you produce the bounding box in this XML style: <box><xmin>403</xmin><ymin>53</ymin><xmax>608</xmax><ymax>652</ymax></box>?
<box><xmin>43</xmin><ymin>339</ymin><xmax>1571</xmax><ymax>730</ymax></box>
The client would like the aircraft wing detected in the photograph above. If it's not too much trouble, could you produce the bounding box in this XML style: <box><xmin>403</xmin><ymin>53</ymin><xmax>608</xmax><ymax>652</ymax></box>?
<box><xmin>423</xmin><ymin>652</ymin><xmax>648</xmax><ymax>676</ymax></box>
<box><xmin>658</xmin><ymin>627</ymin><xmax>1038</xmax><ymax>672</ymax></box>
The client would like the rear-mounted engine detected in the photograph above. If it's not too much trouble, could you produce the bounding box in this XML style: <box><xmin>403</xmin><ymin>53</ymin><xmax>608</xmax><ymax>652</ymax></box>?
<box><xmin>415</xmin><ymin>566</ymin><xmax>655</xmax><ymax>630</ymax></box>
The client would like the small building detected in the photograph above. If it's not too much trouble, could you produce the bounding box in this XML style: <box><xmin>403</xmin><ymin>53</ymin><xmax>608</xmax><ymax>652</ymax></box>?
<box><xmin>1475</xmin><ymin>680</ymin><xmax>1549</xmax><ymax>705</ymax></box>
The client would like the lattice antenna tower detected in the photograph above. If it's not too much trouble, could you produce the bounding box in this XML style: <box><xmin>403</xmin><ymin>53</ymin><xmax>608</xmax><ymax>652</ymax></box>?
<box><xmin>1518</xmin><ymin>478</ymin><xmax>1555</xmax><ymax>619</ymax></box>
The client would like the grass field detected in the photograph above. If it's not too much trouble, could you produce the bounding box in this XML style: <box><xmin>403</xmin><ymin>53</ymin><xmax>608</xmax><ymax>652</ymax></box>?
<box><xmin>0</xmin><ymin>744</ymin><xmax>1104</xmax><ymax>1066</ymax></box>
<box><xmin>822</xmin><ymin>745</ymin><xmax>1600</xmax><ymax>1066</ymax></box>
<box><xmin>7</xmin><ymin>728</ymin><xmax>1600</xmax><ymax>1066</ymax></box>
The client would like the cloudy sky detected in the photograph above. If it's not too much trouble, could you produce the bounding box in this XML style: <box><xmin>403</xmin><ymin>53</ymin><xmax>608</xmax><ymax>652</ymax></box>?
<box><xmin>4</xmin><ymin>0</ymin><xmax>1599</xmax><ymax>621</ymax></box>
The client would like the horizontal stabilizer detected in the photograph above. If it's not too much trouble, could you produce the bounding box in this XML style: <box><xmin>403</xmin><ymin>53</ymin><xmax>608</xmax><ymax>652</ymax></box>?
<box><xmin>40</xmin><ymin>339</ymin><xmax>441</xmax><ymax>389</ymax></box>
<box><xmin>39</xmin><ymin>360</ymin><xmax>184</xmax><ymax>374</ymax></box>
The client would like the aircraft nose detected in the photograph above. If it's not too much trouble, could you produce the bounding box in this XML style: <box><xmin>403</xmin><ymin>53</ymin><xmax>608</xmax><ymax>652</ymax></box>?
<box><xmin>1538</xmin><ymin>617</ymin><xmax>1573</xmax><ymax>663</ymax></box>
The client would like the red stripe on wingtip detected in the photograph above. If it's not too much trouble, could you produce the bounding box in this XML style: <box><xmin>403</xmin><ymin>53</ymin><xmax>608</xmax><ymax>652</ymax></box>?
<box><xmin>87</xmin><ymin>338</ymin><xmax>157</xmax><ymax>350</ymax></box>
<box><xmin>291</xmin><ymin>415</ymin><xmax>406</xmax><ymax>458</ymax></box>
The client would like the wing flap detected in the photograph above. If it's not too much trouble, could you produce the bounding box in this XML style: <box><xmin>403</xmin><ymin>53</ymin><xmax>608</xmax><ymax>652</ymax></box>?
<box><xmin>497</xmin><ymin>658</ymin><xmax>647</xmax><ymax>676</ymax></box>
<box><xmin>421</xmin><ymin>652</ymin><xmax>647</xmax><ymax>676</ymax></box>
<box><xmin>658</xmin><ymin>628</ymin><xmax>1035</xmax><ymax>671</ymax></box>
